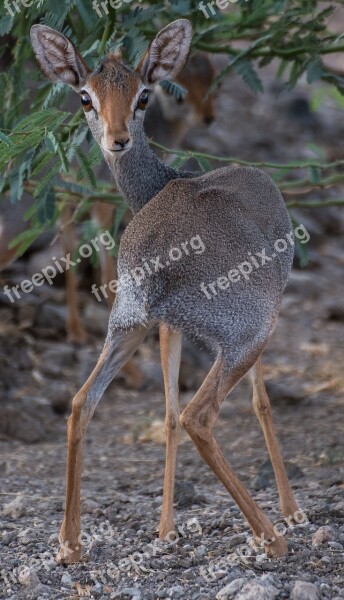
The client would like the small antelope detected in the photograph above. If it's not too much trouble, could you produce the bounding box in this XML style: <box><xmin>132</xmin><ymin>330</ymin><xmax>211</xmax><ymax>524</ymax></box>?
<box><xmin>145</xmin><ymin>51</ymin><xmax>216</xmax><ymax>150</ymax></box>
<box><xmin>31</xmin><ymin>19</ymin><xmax>300</xmax><ymax>564</ymax></box>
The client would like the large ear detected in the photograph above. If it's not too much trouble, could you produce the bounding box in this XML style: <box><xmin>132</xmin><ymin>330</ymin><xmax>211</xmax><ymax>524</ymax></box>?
<box><xmin>30</xmin><ymin>25</ymin><xmax>90</xmax><ymax>90</ymax></box>
<box><xmin>138</xmin><ymin>19</ymin><xmax>192</xmax><ymax>86</ymax></box>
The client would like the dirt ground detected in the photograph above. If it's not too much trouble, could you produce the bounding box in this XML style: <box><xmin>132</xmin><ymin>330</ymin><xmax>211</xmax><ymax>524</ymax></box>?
<box><xmin>1</xmin><ymin>55</ymin><xmax>344</xmax><ymax>600</ymax></box>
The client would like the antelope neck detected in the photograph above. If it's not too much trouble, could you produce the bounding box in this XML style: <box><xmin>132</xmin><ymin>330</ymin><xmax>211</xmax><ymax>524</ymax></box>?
<box><xmin>105</xmin><ymin>128</ymin><xmax>193</xmax><ymax>214</ymax></box>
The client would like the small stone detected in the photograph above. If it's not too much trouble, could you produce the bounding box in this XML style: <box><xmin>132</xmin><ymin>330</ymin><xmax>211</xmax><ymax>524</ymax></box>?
<box><xmin>18</xmin><ymin>528</ymin><xmax>35</xmax><ymax>545</ymax></box>
<box><xmin>236</xmin><ymin>579</ymin><xmax>279</xmax><ymax>600</ymax></box>
<box><xmin>195</xmin><ymin>545</ymin><xmax>207</xmax><ymax>557</ymax></box>
<box><xmin>328</xmin><ymin>541</ymin><xmax>343</xmax><ymax>550</ymax></box>
<box><xmin>290</xmin><ymin>581</ymin><xmax>320</xmax><ymax>600</ymax></box>
<box><xmin>168</xmin><ymin>585</ymin><xmax>184</xmax><ymax>598</ymax></box>
<box><xmin>110</xmin><ymin>587</ymin><xmax>141</xmax><ymax>599</ymax></box>
<box><xmin>312</xmin><ymin>526</ymin><xmax>335</xmax><ymax>545</ymax></box>
<box><xmin>3</xmin><ymin>495</ymin><xmax>27</xmax><ymax>518</ymax></box>
<box><xmin>61</xmin><ymin>573</ymin><xmax>73</xmax><ymax>587</ymax></box>
<box><xmin>81</xmin><ymin>498</ymin><xmax>98</xmax><ymax>514</ymax></box>
<box><xmin>216</xmin><ymin>578</ymin><xmax>246</xmax><ymax>599</ymax></box>
<box><xmin>2</xmin><ymin>530</ymin><xmax>17</xmax><ymax>545</ymax></box>
<box><xmin>18</xmin><ymin>567</ymin><xmax>40</xmax><ymax>588</ymax></box>
<box><xmin>228</xmin><ymin>534</ymin><xmax>246</xmax><ymax>549</ymax></box>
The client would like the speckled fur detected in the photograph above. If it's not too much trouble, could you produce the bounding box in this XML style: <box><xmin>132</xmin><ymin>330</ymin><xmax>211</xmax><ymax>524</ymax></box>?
<box><xmin>109</xmin><ymin>159</ymin><xmax>293</xmax><ymax>367</ymax></box>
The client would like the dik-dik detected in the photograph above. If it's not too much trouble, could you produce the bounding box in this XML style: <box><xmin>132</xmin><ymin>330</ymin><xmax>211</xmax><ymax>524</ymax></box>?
<box><xmin>31</xmin><ymin>19</ymin><xmax>300</xmax><ymax>564</ymax></box>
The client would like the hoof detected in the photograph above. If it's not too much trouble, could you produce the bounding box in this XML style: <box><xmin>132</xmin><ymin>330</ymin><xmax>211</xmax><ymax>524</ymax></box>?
<box><xmin>265</xmin><ymin>535</ymin><xmax>288</xmax><ymax>558</ymax></box>
<box><xmin>56</xmin><ymin>545</ymin><xmax>81</xmax><ymax>565</ymax></box>
<box><xmin>159</xmin><ymin>523</ymin><xmax>177</xmax><ymax>541</ymax></box>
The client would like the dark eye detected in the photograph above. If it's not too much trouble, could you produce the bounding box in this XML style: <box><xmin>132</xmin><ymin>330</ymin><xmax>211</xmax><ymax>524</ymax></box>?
<box><xmin>80</xmin><ymin>91</ymin><xmax>93</xmax><ymax>112</ymax></box>
<box><xmin>137</xmin><ymin>90</ymin><xmax>150</xmax><ymax>111</ymax></box>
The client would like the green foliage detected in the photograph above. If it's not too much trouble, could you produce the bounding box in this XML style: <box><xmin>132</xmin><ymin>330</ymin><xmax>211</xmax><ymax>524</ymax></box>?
<box><xmin>1</xmin><ymin>0</ymin><xmax>344</xmax><ymax>257</ymax></box>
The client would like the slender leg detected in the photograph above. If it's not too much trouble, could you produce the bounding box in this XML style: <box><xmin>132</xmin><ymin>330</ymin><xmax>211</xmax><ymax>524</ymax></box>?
<box><xmin>59</xmin><ymin>206</ymin><xmax>87</xmax><ymax>344</ymax></box>
<box><xmin>180</xmin><ymin>357</ymin><xmax>288</xmax><ymax>557</ymax></box>
<box><xmin>250</xmin><ymin>357</ymin><xmax>299</xmax><ymax>520</ymax></box>
<box><xmin>159</xmin><ymin>324</ymin><xmax>182</xmax><ymax>539</ymax></box>
<box><xmin>56</xmin><ymin>324</ymin><xmax>151</xmax><ymax>565</ymax></box>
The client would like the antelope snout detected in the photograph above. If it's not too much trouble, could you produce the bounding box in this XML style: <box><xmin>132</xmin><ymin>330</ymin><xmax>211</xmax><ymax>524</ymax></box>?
<box><xmin>112</xmin><ymin>136</ymin><xmax>131</xmax><ymax>152</ymax></box>
<box><xmin>102</xmin><ymin>130</ymin><xmax>132</xmax><ymax>154</ymax></box>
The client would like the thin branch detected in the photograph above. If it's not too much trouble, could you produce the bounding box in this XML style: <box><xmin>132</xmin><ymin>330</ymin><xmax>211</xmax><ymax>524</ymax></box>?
<box><xmin>149</xmin><ymin>140</ymin><xmax>344</xmax><ymax>170</ymax></box>
<box><xmin>286</xmin><ymin>198</ymin><xmax>344</xmax><ymax>208</ymax></box>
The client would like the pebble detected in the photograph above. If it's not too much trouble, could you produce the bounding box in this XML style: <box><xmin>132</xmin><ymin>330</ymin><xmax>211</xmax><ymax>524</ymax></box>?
<box><xmin>328</xmin><ymin>541</ymin><xmax>343</xmax><ymax>550</ymax></box>
<box><xmin>18</xmin><ymin>567</ymin><xmax>40</xmax><ymax>588</ymax></box>
<box><xmin>81</xmin><ymin>498</ymin><xmax>99</xmax><ymax>514</ymax></box>
<box><xmin>17</xmin><ymin>528</ymin><xmax>35</xmax><ymax>545</ymax></box>
<box><xmin>110</xmin><ymin>587</ymin><xmax>141</xmax><ymax>599</ymax></box>
<box><xmin>216</xmin><ymin>578</ymin><xmax>245</xmax><ymax>599</ymax></box>
<box><xmin>61</xmin><ymin>573</ymin><xmax>73</xmax><ymax>586</ymax></box>
<box><xmin>3</xmin><ymin>495</ymin><xmax>27</xmax><ymax>519</ymax></box>
<box><xmin>312</xmin><ymin>526</ymin><xmax>335</xmax><ymax>545</ymax></box>
<box><xmin>237</xmin><ymin>579</ymin><xmax>279</xmax><ymax>600</ymax></box>
<box><xmin>168</xmin><ymin>585</ymin><xmax>185</xmax><ymax>598</ymax></box>
<box><xmin>228</xmin><ymin>534</ymin><xmax>246</xmax><ymax>549</ymax></box>
<box><xmin>195</xmin><ymin>545</ymin><xmax>207</xmax><ymax>557</ymax></box>
<box><xmin>290</xmin><ymin>581</ymin><xmax>320</xmax><ymax>600</ymax></box>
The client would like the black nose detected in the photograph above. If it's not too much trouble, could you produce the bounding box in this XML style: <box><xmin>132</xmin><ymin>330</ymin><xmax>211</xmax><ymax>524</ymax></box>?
<box><xmin>114</xmin><ymin>138</ymin><xmax>130</xmax><ymax>151</ymax></box>
<box><xmin>204</xmin><ymin>116</ymin><xmax>214</xmax><ymax>125</ymax></box>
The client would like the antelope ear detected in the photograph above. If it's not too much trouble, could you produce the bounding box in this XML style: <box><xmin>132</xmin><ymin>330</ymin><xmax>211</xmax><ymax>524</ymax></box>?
<box><xmin>30</xmin><ymin>25</ymin><xmax>90</xmax><ymax>90</ymax></box>
<box><xmin>138</xmin><ymin>19</ymin><xmax>192</xmax><ymax>86</ymax></box>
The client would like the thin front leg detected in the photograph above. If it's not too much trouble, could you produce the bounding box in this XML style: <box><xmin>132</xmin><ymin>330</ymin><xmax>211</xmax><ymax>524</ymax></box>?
<box><xmin>56</xmin><ymin>325</ymin><xmax>150</xmax><ymax>565</ymax></box>
<box><xmin>181</xmin><ymin>358</ymin><xmax>288</xmax><ymax>558</ymax></box>
<box><xmin>159</xmin><ymin>324</ymin><xmax>182</xmax><ymax>539</ymax></box>
<box><xmin>250</xmin><ymin>357</ymin><xmax>299</xmax><ymax>520</ymax></box>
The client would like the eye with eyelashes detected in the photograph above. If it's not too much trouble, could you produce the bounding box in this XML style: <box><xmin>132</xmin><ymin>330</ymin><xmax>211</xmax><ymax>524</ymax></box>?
<box><xmin>80</xmin><ymin>91</ymin><xmax>94</xmax><ymax>113</ymax></box>
<box><xmin>136</xmin><ymin>89</ymin><xmax>150</xmax><ymax>111</ymax></box>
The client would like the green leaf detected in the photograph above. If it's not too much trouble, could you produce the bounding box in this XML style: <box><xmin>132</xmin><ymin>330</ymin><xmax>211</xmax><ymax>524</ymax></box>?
<box><xmin>14</xmin><ymin>109</ymin><xmax>69</xmax><ymax>134</ymax></box>
<box><xmin>46</xmin><ymin>131</ymin><xmax>69</xmax><ymax>173</ymax></box>
<box><xmin>233</xmin><ymin>59</ymin><xmax>264</xmax><ymax>93</ymax></box>
<box><xmin>33</xmin><ymin>164</ymin><xmax>59</xmax><ymax>198</ymax></box>
<box><xmin>31</xmin><ymin>150</ymin><xmax>55</xmax><ymax>177</ymax></box>
<box><xmin>0</xmin><ymin>16</ymin><xmax>14</xmax><ymax>36</ymax></box>
<box><xmin>160</xmin><ymin>80</ymin><xmax>188</xmax><ymax>101</ymax></box>
<box><xmin>307</xmin><ymin>57</ymin><xmax>325</xmax><ymax>84</ymax></box>
<box><xmin>307</xmin><ymin>143</ymin><xmax>326</xmax><ymax>160</ymax></box>
<box><xmin>9</xmin><ymin>227</ymin><xmax>44</xmax><ymax>256</ymax></box>
<box><xmin>76</xmin><ymin>147</ymin><xmax>97</xmax><ymax>189</ymax></box>
<box><xmin>195</xmin><ymin>156</ymin><xmax>212</xmax><ymax>172</ymax></box>
<box><xmin>0</xmin><ymin>132</ymin><xmax>11</xmax><ymax>146</ymax></box>
<box><xmin>309</xmin><ymin>166</ymin><xmax>320</xmax><ymax>184</ymax></box>
<box><xmin>170</xmin><ymin>154</ymin><xmax>190</xmax><ymax>170</ymax></box>
<box><xmin>290</xmin><ymin>216</ymin><xmax>309</xmax><ymax>268</ymax></box>
<box><xmin>37</xmin><ymin>186</ymin><xmax>57</xmax><ymax>224</ymax></box>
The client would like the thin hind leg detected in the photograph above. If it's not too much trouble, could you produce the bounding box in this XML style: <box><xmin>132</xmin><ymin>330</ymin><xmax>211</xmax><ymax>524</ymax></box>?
<box><xmin>250</xmin><ymin>357</ymin><xmax>299</xmax><ymax>520</ymax></box>
<box><xmin>180</xmin><ymin>356</ymin><xmax>287</xmax><ymax>558</ymax></box>
<box><xmin>159</xmin><ymin>324</ymin><xmax>182</xmax><ymax>539</ymax></box>
<box><xmin>56</xmin><ymin>323</ymin><xmax>152</xmax><ymax>565</ymax></box>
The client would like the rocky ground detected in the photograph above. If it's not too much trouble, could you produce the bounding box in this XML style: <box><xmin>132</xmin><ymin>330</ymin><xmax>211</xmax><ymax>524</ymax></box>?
<box><xmin>1</xmin><ymin>45</ymin><xmax>344</xmax><ymax>600</ymax></box>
